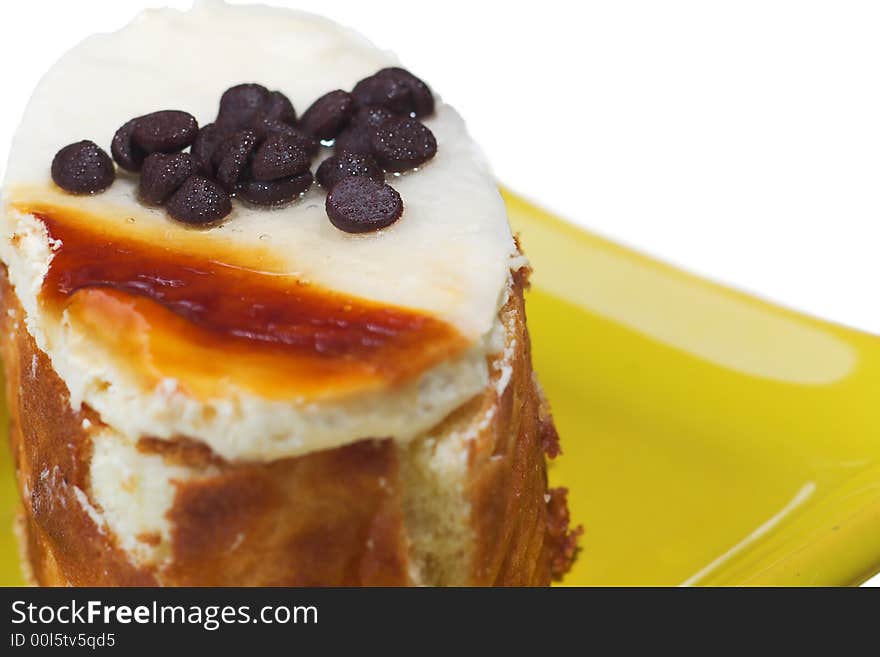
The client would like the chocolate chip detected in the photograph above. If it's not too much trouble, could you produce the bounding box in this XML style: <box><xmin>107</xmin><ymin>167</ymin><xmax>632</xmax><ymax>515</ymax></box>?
<box><xmin>325</xmin><ymin>177</ymin><xmax>403</xmax><ymax>233</ymax></box>
<box><xmin>403</xmin><ymin>71</ymin><xmax>434</xmax><ymax>117</ymax></box>
<box><xmin>51</xmin><ymin>140</ymin><xmax>115</xmax><ymax>194</ymax></box>
<box><xmin>250</xmin><ymin>133</ymin><xmax>312</xmax><ymax>182</ymax></box>
<box><xmin>238</xmin><ymin>171</ymin><xmax>313</xmax><ymax>206</ymax></box>
<box><xmin>248</xmin><ymin>117</ymin><xmax>282</xmax><ymax>141</ymax></box>
<box><xmin>352</xmin><ymin>73</ymin><xmax>410</xmax><ymax>116</ymax></box>
<box><xmin>298</xmin><ymin>90</ymin><xmax>354</xmax><ymax>140</ymax></box>
<box><xmin>316</xmin><ymin>152</ymin><xmax>384</xmax><ymax>189</ymax></box>
<box><xmin>250</xmin><ymin>118</ymin><xmax>320</xmax><ymax>155</ymax></box>
<box><xmin>132</xmin><ymin>110</ymin><xmax>199</xmax><ymax>154</ymax></box>
<box><xmin>333</xmin><ymin>127</ymin><xmax>372</xmax><ymax>156</ymax></box>
<box><xmin>333</xmin><ymin>105</ymin><xmax>395</xmax><ymax>154</ymax></box>
<box><xmin>258</xmin><ymin>90</ymin><xmax>297</xmax><ymax>124</ymax></box>
<box><xmin>370</xmin><ymin>117</ymin><xmax>437</xmax><ymax>172</ymax></box>
<box><xmin>213</xmin><ymin>129</ymin><xmax>258</xmax><ymax>192</ymax></box>
<box><xmin>190</xmin><ymin>123</ymin><xmax>227</xmax><ymax>176</ymax></box>
<box><xmin>382</xmin><ymin>67</ymin><xmax>434</xmax><ymax>117</ymax></box>
<box><xmin>352</xmin><ymin>68</ymin><xmax>434</xmax><ymax>117</ymax></box>
<box><xmin>139</xmin><ymin>152</ymin><xmax>196</xmax><ymax>205</ymax></box>
<box><xmin>111</xmin><ymin>118</ymin><xmax>147</xmax><ymax>172</ymax></box>
<box><xmin>217</xmin><ymin>83</ymin><xmax>270</xmax><ymax>130</ymax></box>
<box><xmin>166</xmin><ymin>176</ymin><xmax>232</xmax><ymax>224</ymax></box>
<box><xmin>353</xmin><ymin>105</ymin><xmax>397</xmax><ymax>129</ymax></box>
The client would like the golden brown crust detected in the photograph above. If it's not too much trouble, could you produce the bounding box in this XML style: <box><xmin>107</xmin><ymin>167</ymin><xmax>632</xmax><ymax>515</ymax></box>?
<box><xmin>163</xmin><ymin>439</ymin><xmax>408</xmax><ymax>586</ymax></box>
<box><xmin>0</xmin><ymin>278</ymin><xmax>156</xmax><ymax>586</ymax></box>
<box><xmin>1</xmin><ymin>265</ymin><xmax>576</xmax><ymax>586</ymax></box>
<box><xmin>467</xmin><ymin>269</ymin><xmax>562</xmax><ymax>585</ymax></box>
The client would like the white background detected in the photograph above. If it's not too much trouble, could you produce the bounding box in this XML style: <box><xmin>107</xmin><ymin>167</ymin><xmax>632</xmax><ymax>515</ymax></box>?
<box><xmin>1</xmin><ymin>0</ymin><xmax>878</xmax><ymax>586</ymax></box>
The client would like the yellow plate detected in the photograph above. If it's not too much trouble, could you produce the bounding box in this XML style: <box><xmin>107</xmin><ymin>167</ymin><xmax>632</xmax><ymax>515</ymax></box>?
<box><xmin>2</xmin><ymin>190</ymin><xmax>879</xmax><ymax>586</ymax></box>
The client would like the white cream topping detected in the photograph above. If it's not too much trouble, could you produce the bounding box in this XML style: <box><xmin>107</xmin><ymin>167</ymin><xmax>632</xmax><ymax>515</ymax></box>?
<box><xmin>0</xmin><ymin>1</ymin><xmax>518</xmax><ymax>461</ymax></box>
<box><xmin>3</xmin><ymin>0</ymin><xmax>514</xmax><ymax>340</ymax></box>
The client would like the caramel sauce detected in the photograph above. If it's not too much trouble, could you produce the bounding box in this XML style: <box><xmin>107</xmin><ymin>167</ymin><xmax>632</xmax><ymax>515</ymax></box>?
<box><xmin>31</xmin><ymin>208</ymin><xmax>466</xmax><ymax>400</ymax></box>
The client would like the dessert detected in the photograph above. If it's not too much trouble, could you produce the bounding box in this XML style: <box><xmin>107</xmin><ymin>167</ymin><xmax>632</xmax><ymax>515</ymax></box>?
<box><xmin>0</xmin><ymin>0</ymin><xmax>579</xmax><ymax>586</ymax></box>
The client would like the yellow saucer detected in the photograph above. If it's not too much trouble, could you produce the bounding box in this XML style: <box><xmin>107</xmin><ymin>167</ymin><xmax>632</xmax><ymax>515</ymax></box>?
<box><xmin>1</xmin><ymin>190</ymin><xmax>879</xmax><ymax>586</ymax></box>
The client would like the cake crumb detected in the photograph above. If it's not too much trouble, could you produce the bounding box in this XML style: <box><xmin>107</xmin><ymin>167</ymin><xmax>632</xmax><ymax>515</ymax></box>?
<box><xmin>546</xmin><ymin>487</ymin><xmax>582</xmax><ymax>579</ymax></box>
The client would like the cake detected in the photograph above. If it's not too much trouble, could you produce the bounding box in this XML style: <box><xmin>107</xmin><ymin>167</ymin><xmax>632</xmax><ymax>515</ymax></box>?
<box><xmin>0</xmin><ymin>0</ymin><xmax>579</xmax><ymax>586</ymax></box>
